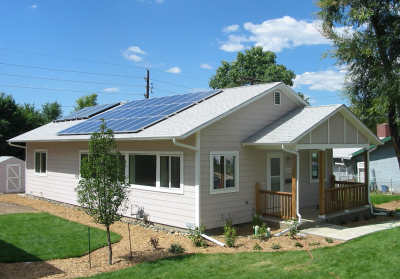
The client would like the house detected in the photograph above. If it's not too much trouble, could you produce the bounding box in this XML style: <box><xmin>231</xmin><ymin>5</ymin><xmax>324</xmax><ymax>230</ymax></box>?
<box><xmin>7</xmin><ymin>82</ymin><xmax>382</xmax><ymax>229</ymax></box>
<box><xmin>0</xmin><ymin>156</ymin><xmax>25</xmax><ymax>194</ymax></box>
<box><xmin>334</xmin><ymin>123</ymin><xmax>400</xmax><ymax>193</ymax></box>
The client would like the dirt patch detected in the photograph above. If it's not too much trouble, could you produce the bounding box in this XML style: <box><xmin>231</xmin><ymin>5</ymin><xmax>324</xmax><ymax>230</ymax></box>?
<box><xmin>0</xmin><ymin>201</ymin><xmax>38</xmax><ymax>215</ymax></box>
<box><xmin>0</xmin><ymin>194</ymin><xmax>397</xmax><ymax>279</ymax></box>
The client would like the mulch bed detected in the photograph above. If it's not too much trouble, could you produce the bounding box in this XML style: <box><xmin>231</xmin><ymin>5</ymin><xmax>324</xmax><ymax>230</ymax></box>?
<box><xmin>0</xmin><ymin>194</ymin><xmax>397</xmax><ymax>279</ymax></box>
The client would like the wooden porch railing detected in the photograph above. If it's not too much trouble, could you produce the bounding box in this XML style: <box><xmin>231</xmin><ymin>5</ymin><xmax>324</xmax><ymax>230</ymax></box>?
<box><xmin>255</xmin><ymin>183</ymin><xmax>294</xmax><ymax>219</ymax></box>
<box><xmin>324</xmin><ymin>181</ymin><xmax>368</xmax><ymax>215</ymax></box>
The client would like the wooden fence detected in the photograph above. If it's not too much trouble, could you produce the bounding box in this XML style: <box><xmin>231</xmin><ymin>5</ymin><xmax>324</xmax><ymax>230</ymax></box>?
<box><xmin>255</xmin><ymin>183</ymin><xmax>294</xmax><ymax>219</ymax></box>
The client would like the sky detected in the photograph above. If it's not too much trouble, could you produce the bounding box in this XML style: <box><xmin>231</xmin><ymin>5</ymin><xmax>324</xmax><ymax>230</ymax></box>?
<box><xmin>0</xmin><ymin>0</ymin><xmax>348</xmax><ymax>116</ymax></box>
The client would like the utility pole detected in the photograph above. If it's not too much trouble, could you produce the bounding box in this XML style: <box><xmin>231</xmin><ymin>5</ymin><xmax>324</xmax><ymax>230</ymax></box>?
<box><xmin>145</xmin><ymin>69</ymin><xmax>150</xmax><ymax>99</ymax></box>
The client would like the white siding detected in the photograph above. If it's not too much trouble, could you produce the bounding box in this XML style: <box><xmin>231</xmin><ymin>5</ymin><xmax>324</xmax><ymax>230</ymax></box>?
<box><xmin>26</xmin><ymin>136</ymin><xmax>197</xmax><ymax>229</ymax></box>
<box><xmin>0</xmin><ymin>157</ymin><xmax>25</xmax><ymax>193</ymax></box>
<box><xmin>200</xmin><ymin>90</ymin><xmax>300</xmax><ymax>229</ymax></box>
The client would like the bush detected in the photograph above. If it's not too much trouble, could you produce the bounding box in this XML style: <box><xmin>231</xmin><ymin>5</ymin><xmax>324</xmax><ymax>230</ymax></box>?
<box><xmin>295</xmin><ymin>242</ymin><xmax>303</xmax><ymax>248</ymax></box>
<box><xmin>255</xmin><ymin>223</ymin><xmax>269</xmax><ymax>241</ymax></box>
<box><xmin>222</xmin><ymin>214</ymin><xmax>237</xmax><ymax>247</ymax></box>
<box><xmin>253</xmin><ymin>243</ymin><xmax>262</xmax><ymax>251</ymax></box>
<box><xmin>149</xmin><ymin>237</ymin><xmax>159</xmax><ymax>250</ymax></box>
<box><xmin>168</xmin><ymin>243</ymin><xmax>185</xmax><ymax>253</ymax></box>
<box><xmin>271</xmin><ymin>243</ymin><xmax>281</xmax><ymax>250</ymax></box>
<box><xmin>188</xmin><ymin>223</ymin><xmax>208</xmax><ymax>247</ymax></box>
<box><xmin>325</xmin><ymin>238</ymin><xmax>334</xmax><ymax>243</ymax></box>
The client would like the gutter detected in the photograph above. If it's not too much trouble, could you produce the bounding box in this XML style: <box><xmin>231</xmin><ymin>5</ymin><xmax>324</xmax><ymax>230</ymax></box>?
<box><xmin>8</xmin><ymin>142</ymin><xmax>26</xmax><ymax>149</ymax></box>
<box><xmin>275</xmin><ymin>145</ymin><xmax>301</xmax><ymax>237</ymax></box>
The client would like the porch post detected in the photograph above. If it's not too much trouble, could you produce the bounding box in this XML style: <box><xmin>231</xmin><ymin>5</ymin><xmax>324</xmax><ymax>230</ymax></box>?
<box><xmin>291</xmin><ymin>154</ymin><xmax>297</xmax><ymax>218</ymax></box>
<box><xmin>318</xmin><ymin>150</ymin><xmax>325</xmax><ymax>217</ymax></box>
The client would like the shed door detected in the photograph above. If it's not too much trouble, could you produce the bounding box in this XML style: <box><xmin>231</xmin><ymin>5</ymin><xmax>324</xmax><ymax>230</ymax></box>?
<box><xmin>267</xmin><ymin>153</ymin><xmax>283</xmax><ymax>191</ymax></box>
<box><xmin>6</xmin><ymin>164</ymin><xmax>21</xmax><ymax>192</ymax></box>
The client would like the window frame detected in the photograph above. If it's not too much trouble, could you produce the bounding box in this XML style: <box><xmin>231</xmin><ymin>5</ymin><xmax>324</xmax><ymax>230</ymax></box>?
<box><xmin>127</xmin><ymin>151</ymin><xmax>184</xmax><ymax>194</ymax></box>
<box><xmin>209</xmin><ymin>151</ymin><xmax>239</xmax><ymax>195</ymax></box>
<box><xmin>309</xmin><ymin>150</ymin><xmax>327</xmax><ymax>183</ymax></box>
<box><xmin>34</xmin><ymin>149</ymin><xmax>47</xmax><ymax>176</ymax></box>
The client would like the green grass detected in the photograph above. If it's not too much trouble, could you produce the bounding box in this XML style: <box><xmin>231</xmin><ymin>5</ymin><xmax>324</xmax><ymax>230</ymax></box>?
<box><xmin>81</xmin><ymin>227</ymin><xmax>400</xmax><ymax>279</ymax></box>
<box><xmin>0</xmin><ymin>212</ymin><xmax>121</xmax><ymax>263</ymax></box>
<box><xmin>370</xmin><ymin>194</ymin><xmax>400</xmax><ymax>205</ymax></box>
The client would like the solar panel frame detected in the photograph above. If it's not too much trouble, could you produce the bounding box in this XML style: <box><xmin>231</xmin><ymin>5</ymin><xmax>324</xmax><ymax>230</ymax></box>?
<box><xmin>57</xmin><ymin>89</ymin><xmax>221</xmax><ymax>135</ymax></box>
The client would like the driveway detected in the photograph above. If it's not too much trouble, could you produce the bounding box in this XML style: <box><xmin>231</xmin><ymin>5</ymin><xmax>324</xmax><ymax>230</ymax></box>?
<box><xmin>0</xmin><ymin>202</ymin><xmax>38</xmax><ymax>215</ymax></box>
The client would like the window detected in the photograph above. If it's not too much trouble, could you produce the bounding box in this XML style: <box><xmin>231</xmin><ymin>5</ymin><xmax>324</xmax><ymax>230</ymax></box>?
<box><xmin>34</xmin><ymin>150</ymin><xmax>47</xmax><ymax>175</ymax></box>
<box><xmin>210</xmin><ymin>151</ymin><xmax>239</xmax><ymax>194</ymax></box>
<box><xmin>79</xmin><ymin>151</ymin><xmax>126</xmax><ymax>180</ymax></box>
<box><xmin>310</xmin><ymin>150</ymin><xmax>327</xmax><ymax>182</ymax></box>
<box><xmin>128</xmin><ymin>152</ymin><xmax>183</xmax><ymax>191</ymax></box>
<box><xmin>274</xmin><ymin>91</ymin><xmax>281</xmax><ymax>105</ymax></box>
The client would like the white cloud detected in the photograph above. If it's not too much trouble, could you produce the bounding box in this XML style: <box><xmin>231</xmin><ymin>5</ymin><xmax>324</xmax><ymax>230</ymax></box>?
<box><xmin>166</xmin><ymin>67</ymin><xmax>182</xmax><ymax>74</ymax></box>
<box><xmin>103</xmin><ymin>87</ymin><xmax>120</xmax><ymax>92</ymax></box>
<box><xmin>121</xmin><ymin>46</ymin><xmax>147</xmax><ymax>61</ymax></box>
<box><xmin>292</xmin><ymin>70</ymin><xmax>346</xmax><ymax>92</ymax></box>
<box><xmin>220</xmin><ymin>16</ymin><xmax>330</xmax><ymax>53</ymax></box>
<box><xmin>223</xmin><ymin>24</ymin><xmax>240</xmax><ymax>33</ymax></box>
<box><xmin>200</xmin><ymin>63</ymin><xmax>212</xmax><ymax>69</ymax></box>
<box><xmin>30</xmin><ymin>5</ymin><xmax>37</xmax><ymax>9</ymax></box>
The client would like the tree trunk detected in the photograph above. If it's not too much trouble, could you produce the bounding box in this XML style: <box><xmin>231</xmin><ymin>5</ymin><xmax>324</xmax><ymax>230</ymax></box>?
<box><xmin>106</xmin><ymin>225</ymin><xmax>113</xmax><ymax>265</ymax></box>
<box><xmin>388</xmin><ymin>104</ymin><xmax>400</xmax><ymax>170</ymax></box>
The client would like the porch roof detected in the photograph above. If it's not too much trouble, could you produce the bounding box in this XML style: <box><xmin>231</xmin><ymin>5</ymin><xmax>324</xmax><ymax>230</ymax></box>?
<box><xmin>242</xmin><ymin>104</ymin><xmax>382</xmax><ymax>147</ymax></box>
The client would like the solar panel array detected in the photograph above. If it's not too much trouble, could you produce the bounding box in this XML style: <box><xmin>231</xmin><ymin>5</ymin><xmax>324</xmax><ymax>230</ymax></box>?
<box><xmin>55</xmin><ymin>102</ymin><xmax>120</xmax><ymax>122</ymax></box>
<box><xmin>57</xmin><ymin>89</ymin><xmax>221</xmax><ymax>135</ymax></box>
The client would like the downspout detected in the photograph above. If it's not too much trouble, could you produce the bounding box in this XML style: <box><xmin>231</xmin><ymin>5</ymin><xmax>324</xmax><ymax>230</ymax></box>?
<box><xmin>173</xmin><ymin>132</ymin><xmax>201</xmax><ymax>226</ymax></box>
<box><xmin>276</xmin><ymin>145</ymin><xmax>301</xmax><ymax>237</ymax></box>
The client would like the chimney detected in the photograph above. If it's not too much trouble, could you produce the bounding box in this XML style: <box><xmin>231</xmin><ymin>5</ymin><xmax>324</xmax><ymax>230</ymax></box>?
<box><xmin>377</xmin><ymin>123</ymin><xmax>390</xmax><ymax>138</ymax></box>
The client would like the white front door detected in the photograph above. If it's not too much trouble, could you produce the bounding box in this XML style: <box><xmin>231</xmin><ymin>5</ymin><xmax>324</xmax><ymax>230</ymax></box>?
<box><xmin>267</xmin><ymin>153</ymin><xmax>283</xmax><ymax>191</ymax></box>
<box><xmin>6</xmin><ymin>164</ymin><xmax>21</xmax><ymax>192</ymax></box>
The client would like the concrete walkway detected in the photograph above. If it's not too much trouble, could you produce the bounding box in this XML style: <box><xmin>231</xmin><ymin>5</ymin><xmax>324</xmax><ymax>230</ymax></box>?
<box><xmin>300</xmin><ymin>220</ymin><xmax>400</xmax><ymax>241</ymax></box>
<box><xmin>0</xmin><ymin>202</ymin><xmax>38</xmax><ymax>215</ymax></box>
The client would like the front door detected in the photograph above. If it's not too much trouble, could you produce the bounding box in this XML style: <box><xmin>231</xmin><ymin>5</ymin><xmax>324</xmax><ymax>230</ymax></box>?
<box><xmin>267</xmin><ymin>153</ymin><xmax>283</xmax><ymax>191</ymax></box>
<box><xmin>6</xmin><ymin>164</ymin><xmax>21</xmax><ymax>192</ymax></box>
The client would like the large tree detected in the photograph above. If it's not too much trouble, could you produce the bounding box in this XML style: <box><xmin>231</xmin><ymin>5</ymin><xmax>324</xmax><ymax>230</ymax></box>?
<box><xmin>75</xmin><ymin>120</ymin><xmax>129</xmax><ymax>265</ymax></box>
<box><xmin>316</xmin><ymin>0</ymin><xmax>400</xmax><ymax>166</ymax></box>
<box><xmin>73</xmin><ymin>93</ymin><xmax>98</xmax><ymax>112</ymax></box>
<box><xmin>209</xmin><ymin>46</ymin><xmax>296</xmax><ymax>89</ymax></box>
<box><xmin>41</xmin><ymin>101</ymin><xmax>63</xmax><ymax>123</ymax></box>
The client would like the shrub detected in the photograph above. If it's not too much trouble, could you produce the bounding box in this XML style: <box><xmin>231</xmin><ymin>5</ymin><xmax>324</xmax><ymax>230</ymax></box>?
<box><xmin>252</xmin><ymin>210</ymin><xmax>262</xmax><ymax>226</ymax></box>
<box><xmin>149</xmin><ymin>237</ymin><xmax>159</xmax><ymax>250</ymax></box>
<box><xmin>309</xmin><ymin>241</ymin><xmax>320</xmax><ymax>246</ymax></box>
<box><xmin>168</xmin><ymin>243</ymin><xmax>185</xmax><ymax>253</ymax></box>
<box><xmin>295</xmin><ymin>242</ymin><xmax>303</xmax><ymax>248</ymax></box>
<box><xmin>325</xmin><ymin>238</ymin><xmax>334</xmax><ymax>243</ymax></box>
<box><xmin>255</xmin><ymin>223</ymin><xmax>269</xmax><ymax>241</ymax></box>
<box><xmin>188</xmin><ymin>223</ymin><xmax>208</xmax><ymax>247</ymax></box>
<box><xmin>222</xmin><ymin>214</ymin><xmax>237</xmax><ymax>247</ymax></box>
<box><xmin>271</xmin><ymin>243</ymin><xmax>281</xmax><ymax>250</ymax></box>
<box><xmin>253</xmin><ymin>243</ymin><xmax>262</xmax><ymax>251</ymax></box>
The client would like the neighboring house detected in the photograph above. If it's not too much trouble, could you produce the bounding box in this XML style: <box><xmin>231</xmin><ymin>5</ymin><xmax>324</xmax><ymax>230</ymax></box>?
<box><xmin>334</xmin><ymin>123</ymin><xmax>400</xmax><ymax>192</ymax></box>
<box><xmin>0</xmin><ymin>156</ymin><xmax>25</xmax><ymax>194</ymax></box>
<box><xmin>7</xmin><ymin>83</ymin><xmax>381</xmax><ymax>229</ymax></box>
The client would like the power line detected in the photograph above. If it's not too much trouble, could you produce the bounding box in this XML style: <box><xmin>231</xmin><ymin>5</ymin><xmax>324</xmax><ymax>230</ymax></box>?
<box><xmin>0</xmin><ymin>62</ymin><xmax>143</xmax><ymax>78</ymax></box>
<box><xmin>0</xmin><ymin>84</ymin><xmax>143</xmax><ymax>96</ymax></box>
<box><xmin>0</xmin><ymin>73</ymin><xmax>145</xmax><ymax>88</ymax></box>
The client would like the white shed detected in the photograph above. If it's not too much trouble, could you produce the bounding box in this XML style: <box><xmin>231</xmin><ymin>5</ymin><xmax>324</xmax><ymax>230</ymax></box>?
<box><xmin>0</xmin><ymin>156</ymin><xmax>25</xmax><ymax>193</ymax></box>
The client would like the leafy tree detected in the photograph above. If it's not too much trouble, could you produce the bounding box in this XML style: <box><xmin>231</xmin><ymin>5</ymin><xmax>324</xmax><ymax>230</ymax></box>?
<box><xmin>41</xmin><ymin>101</ymin><xmax>63</xmax><ymax>123</ymax></box>
<box><xmin>19</xmin><ymin>103</ymin><xmax>44</xmax><ymax>132</ymax></box>
<box><xmin>316</xmin><ymin>0</ymin><xmax>400</xmax><ymax>166</ymax></box>
<box><xmin>297</xmin><ymin>92</ymin><xmax>310</xmax><ymax>105</ymax></box>
<box><xmin>73</xmin><ymin>94</ymin><xmax>98</xmax><ymax>112</ymax></box>
<box><xmin>209</xmin><ymin>46</ymin><xmax>296</xmax><ymax>89</ymax></box>
<box><xmin>75</xmin><ymin>120</ymin><xmax>129</xmax><ymax>265</ymax></box>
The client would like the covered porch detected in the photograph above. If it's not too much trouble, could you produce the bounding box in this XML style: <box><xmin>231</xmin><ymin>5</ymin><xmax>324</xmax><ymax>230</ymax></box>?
<box><xmin>242</xmin><ymin>105</ymin><xmax>382</xmax><ymax>227</ymax></box>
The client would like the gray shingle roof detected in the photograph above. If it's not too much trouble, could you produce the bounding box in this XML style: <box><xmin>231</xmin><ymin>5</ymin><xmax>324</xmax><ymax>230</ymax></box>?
<box><xmin>9</xmin><ymin>82</ymin><xmax>307</xmax><ymax>142</ymax></box>
<box><xmin>243</xmin><ymin>104</ymin><xmax>343</xmax><ymax>144</ymax></box>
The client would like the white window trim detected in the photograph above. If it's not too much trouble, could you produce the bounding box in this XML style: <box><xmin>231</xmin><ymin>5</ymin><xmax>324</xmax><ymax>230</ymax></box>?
<box><xmin>34</xmin><ymin>149</ymin><xmax>47</xmax><ymax>177</ymax></box>
<box><xmin>266</xmin><ymin>152</ymin><xmax>283</xmax><ymax>191</ymax></box>
<box><xmin>274</xmin><ymin>91</ymin><xmax>281</xmax><ymax>106</ymax></box>
<box><xmin>126</xmin><ymin>151</ymin><xmax>184</xmax><ymax>194</ymax></box>
<box><xmin>209</xmin><ymin>151</ymin><xmax>239</xmax><ymax>195</ymax></box>
<box><xmin>310</xmin><ymin>150</ymin><xmax>328</xmax><ymax>183</ymax></box>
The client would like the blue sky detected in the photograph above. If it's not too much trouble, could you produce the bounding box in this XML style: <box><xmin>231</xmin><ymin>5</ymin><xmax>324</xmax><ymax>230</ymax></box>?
<box><xmin>0</xmin><ymin>0</ymin><xmax>347</xmax><ymax>115</ymax></box>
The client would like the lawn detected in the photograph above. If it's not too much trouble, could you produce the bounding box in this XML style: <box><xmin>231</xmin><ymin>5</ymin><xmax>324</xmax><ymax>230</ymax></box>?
<box><xmin>370</xmin><ymin>193</ymin><xmax>400</xmax><ymax>205</ymax></box>
<box><xmin>0</xmin><ymin>212</ymin><xmax>121</xmax><ymax>263</ymax></box>
<box><xmin>81</xmin><ymin>227</ymin><xmax>400</xmax><ymax>279</ymax></box>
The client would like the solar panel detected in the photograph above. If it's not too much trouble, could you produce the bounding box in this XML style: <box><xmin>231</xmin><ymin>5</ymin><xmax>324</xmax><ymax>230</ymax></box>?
<box><xmin>55</xmin><ymin>102</ymin><xmax>120</xmax><ymax>122</ymax></box>
<box><xmin>57</xmin><ymin>89</ymin><xmax>221</xmax><ymax>135</ymax></box>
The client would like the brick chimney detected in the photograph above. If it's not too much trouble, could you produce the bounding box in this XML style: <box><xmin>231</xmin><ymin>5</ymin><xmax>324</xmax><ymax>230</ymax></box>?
<box><xmin>377</xmin><ymin>123</ymin><xmax>390</xmax><ymax>138</ymax></box>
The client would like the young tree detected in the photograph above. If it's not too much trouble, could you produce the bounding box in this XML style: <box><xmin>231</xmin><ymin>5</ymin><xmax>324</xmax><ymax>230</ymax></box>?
<box><xmin>209</xmin><ymin>46</ymin><xmax>296</xmax><ymax>89</ymax></box>
<box><xmin>73</xmin><ymin>94</ymin><xmax>98</xmax><ymax>112</ymax></box>
<box><xmin>316</xmin><ymin>0</ymin><xmax>400</xmax><ymax>167</ymax></box>
<box><xmin>75</xmin><ymin>120</ymin><xmax>129</xmax><ymax>265</ymax></box>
